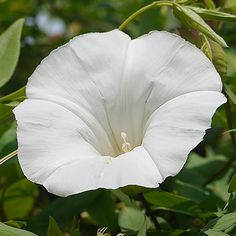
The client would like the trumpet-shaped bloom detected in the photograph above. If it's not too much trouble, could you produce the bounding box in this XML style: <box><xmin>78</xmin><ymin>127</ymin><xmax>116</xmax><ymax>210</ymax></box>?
<box><xmin>14</xmin><ymin>30</ymin><xmax>226</xmax><ymax>197</ymax></box>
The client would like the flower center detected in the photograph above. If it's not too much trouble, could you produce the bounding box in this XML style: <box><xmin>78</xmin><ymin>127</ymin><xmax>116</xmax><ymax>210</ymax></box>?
<box><xmin>121</xmin><ymin>132</ymin><xmax>131</xmax><ymax>153</ymax></box>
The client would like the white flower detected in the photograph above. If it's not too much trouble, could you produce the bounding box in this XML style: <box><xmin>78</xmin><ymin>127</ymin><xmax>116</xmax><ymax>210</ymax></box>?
<box><xmin>13</xmin><ymin>30</ymin><xmax>226</xmax><ymax>197</ymax></box>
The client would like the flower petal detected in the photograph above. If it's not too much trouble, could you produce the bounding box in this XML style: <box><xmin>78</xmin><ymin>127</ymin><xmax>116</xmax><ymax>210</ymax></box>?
<box><xmin>14</xmin><ymin>99</ymin><xmax>162</xmax><ymax>196</ymax></box>
<box><xmin>108</xmin><ymin>31</ymin><xmax>223</xmax><ymax>147</ymax></box>
<box><xmin>26</xmin><ymin>29</ymin><xmax>131</xmax><ymax>155</ymax></box>
<box><xmin>142</xmin><ymin>91</ymin><xmax>226</xmax><ymax>179</ymax></box>
<box><xmin>43</xmin><ymin>146</ymin><xmax>162</xmax><ymax>197</ymax></box>
<box><xmin>14</xmin><ymin>99</ymin><xmax>103</xmax><ymax>181</ymax></box>
<box><xmin>14</xmin><ymin>30</ymin><xmax>226</xmax><ymax>196</ymax></box>
<box><xmin>24</xmin><ymin>30</ymin><xmax>223</xmax><ymax>152</ymax></box>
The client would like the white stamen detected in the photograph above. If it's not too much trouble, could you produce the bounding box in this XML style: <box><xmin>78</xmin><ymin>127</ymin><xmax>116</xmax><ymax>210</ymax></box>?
<box><xmin>97</xmin><ymin>227</ymin><xmax>108</xmax><ymax>236</ymax></box>
<box><xmin>121</xmin><ymin>131</ymin><xmax>131</xmax><ymax>153</ymax></box>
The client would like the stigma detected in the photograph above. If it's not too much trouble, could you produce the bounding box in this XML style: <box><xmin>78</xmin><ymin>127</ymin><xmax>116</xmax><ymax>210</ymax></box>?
<box><xmin>121</xmin><ymin>132</ymin><xmax>131</xmax><ymax>153</ymax></box>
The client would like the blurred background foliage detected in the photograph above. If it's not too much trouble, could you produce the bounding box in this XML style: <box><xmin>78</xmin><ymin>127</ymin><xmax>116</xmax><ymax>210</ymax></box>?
<box><xmin>1</xmin><ymin>0</ymin><xmax>236</xmax><ymax>235</ymax></box>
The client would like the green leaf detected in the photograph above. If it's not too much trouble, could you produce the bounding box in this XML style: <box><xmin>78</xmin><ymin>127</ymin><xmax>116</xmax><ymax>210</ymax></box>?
<box><xmin>137</xmin><ymin>217</ymin><xmax>147</xmax><ymax>236</ymax></box>
<box><xmin>87</xmin><ymin>190</ymin><xmax>118</xmax><ymax>232</ymax></box>
<box><xmin>177</xmin><ymin>152</ymin><xmax>231</xmax><ymax>202</ymax></box>
<box><xmin>200</xmin><ymin>229</ymin><xmax>229</xmax><ymax>236</ymax></box>
<box><xmin>0</xmin><ymin>87</ymin><xmax>25</xmax><ymax>102</ymax></box>
<box><xmin>47</xmin><ymin>217</ymin><xmax>64</xmax><ymax>236</ymax></box>
<box><xmin>213</xmin><ymin>213</ymin><xmax>236</xmax><ymax>231</ymax></box>
<box><xmin>175</xmin><ymin>180</ymin><xmax>209</xmax><ymax>203</ymax></box>
<box><xmin>228</xmin><ymin>173</ymin><xmax>236</xmax><ymax>193</ymax></box>
<box><xmin>121</xmin><ymin>185</ymin><xmax>150</xmax><ymax>196</ymax></box>
<box><xmin>0</xmin><ymin>104</ymin><xmax>13</xmax><ymax>124</ymax></box>
<box><xmin>173</xmin><ymin>4</ymin><xmax>227</xmax><ymax>47</ymax></box>
<box><xmin>112</xmin><ymin>189</ymin><xmax>136</xmax><ymax>207</ymax></box>
<box><xmin>0</xmin><ymin>222</ymin><xmax>36</xmax><ymax>236</ymax></box>
<box><xmin>199</xmin><ymin>213</ymin><xmax>236</xmax><ymax>235</ymax></box>
<box><xmin>144</xmin><ymin>190</ymin><xmax>212</xmax><ymax>220</ymax></box>
<box><xmin>4</xmin><ymin>221</ymin><xmax>27</xmax><ymax>229</ymax></box>
<box><xmin>3</xmin><ymin>179</ymin><xmax>38</xmax><ymax>219</ymax></box>
<box><xmin>0</xmin><ymin>86</ymin><xmax>26</xmax><ymax>107</ymax></box>
<box><xmin>27</xmin><ymin>190</ymin><xmax>102</xmax><ymax>235</ymax></box>
<box><xmin>0</xmin><ymin>19</ymin><xmax>24</xmax><ymax>88</ymax></box>
<box><xmin>190</xmin><ymin>7</ymin><xmax>236</xmax><ymax>23</ymax></box>
<box><xmin>2</xmin><ymin>100</ymin><xmax>23</xmax><ymax>107</ymax></box>
<box><xmin>0</xmin><ymin>122</ymin><xmax>16</xmax><ymax>152</ymax></box>
<box><xmin>118</xmin><ymin>206</ymin><xmax>146</xmax><ymax>231</ymax></box>
<box><xmin>0</xmin><ymin>160</ymin><xmax>22</xmax><ymax>192</ymax></box>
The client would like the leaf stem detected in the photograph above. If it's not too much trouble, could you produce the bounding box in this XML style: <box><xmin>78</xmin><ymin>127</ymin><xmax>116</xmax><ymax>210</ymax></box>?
<box><xmin>118</xmin><ymin>1</ymin><xmax>173</xmax><ymax>31</ymax></box>
<box><xmin>0</xmin><ymin>149</ymin><xmax>17</xmax><ymax>166</ymax></box>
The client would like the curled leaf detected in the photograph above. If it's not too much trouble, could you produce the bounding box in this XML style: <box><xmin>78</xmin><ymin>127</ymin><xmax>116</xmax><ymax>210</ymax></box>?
<box><xmin>190</xmin><ymin>7</ymin><xmax>236</xmax><ymax>23</ymax></box>
<box><xmin>173</xmin><ymin>4</ymin><xmax>227</xmax><ymax>47</ymax></box>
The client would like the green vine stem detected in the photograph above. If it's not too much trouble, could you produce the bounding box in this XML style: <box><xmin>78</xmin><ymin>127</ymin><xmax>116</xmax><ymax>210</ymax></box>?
<box><xmin>118</xmin><ymin>1</ymin><xmax>173</xmax><ymax>31</ymax></box>
<box><xmin>0</xmin><ymin>149</ymin><xmax>17</xmax><ymax>166</ymax></box>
